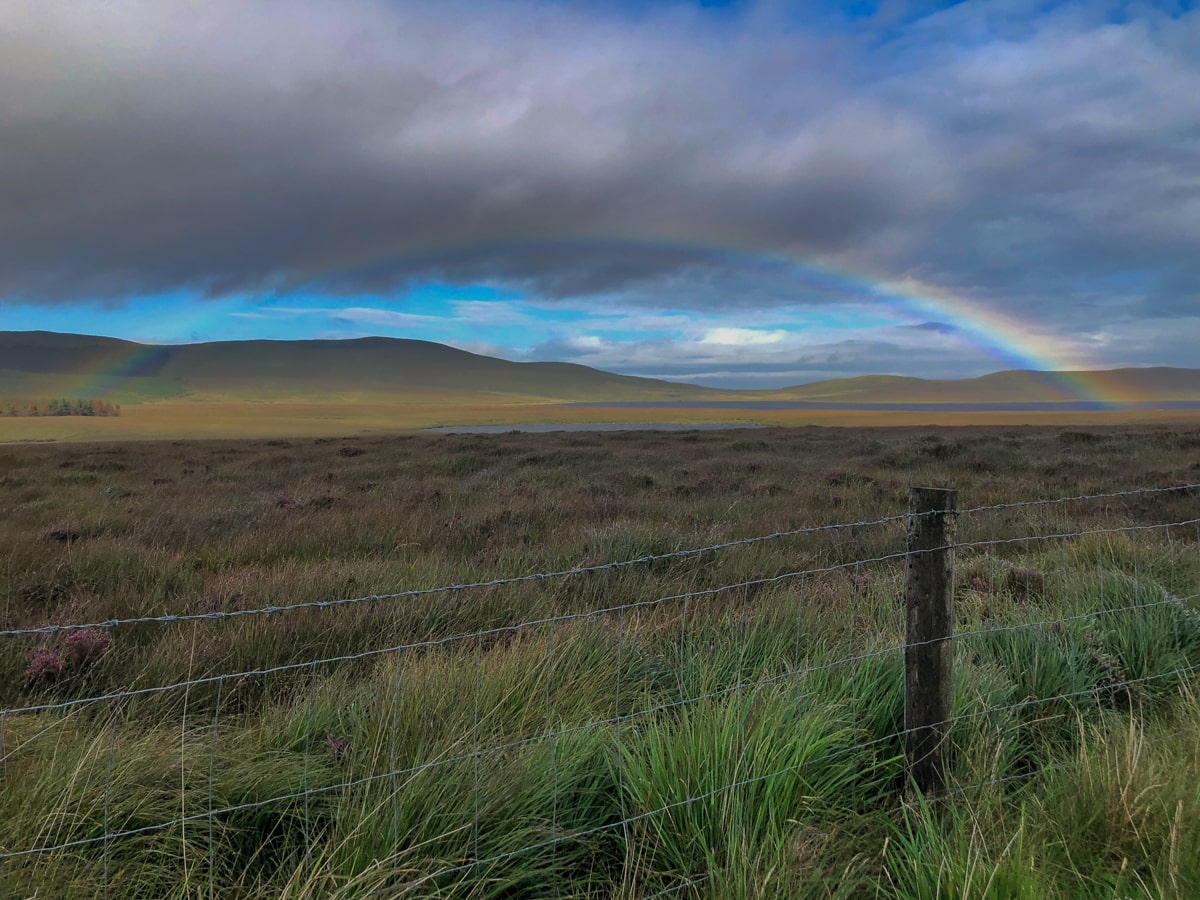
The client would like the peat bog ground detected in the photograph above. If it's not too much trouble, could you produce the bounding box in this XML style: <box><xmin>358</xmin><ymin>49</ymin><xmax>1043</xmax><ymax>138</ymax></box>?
<box><xmin>2</xmin><ymin>424</ymin><xmax>1199</xmax><ymax>897</ymax></box>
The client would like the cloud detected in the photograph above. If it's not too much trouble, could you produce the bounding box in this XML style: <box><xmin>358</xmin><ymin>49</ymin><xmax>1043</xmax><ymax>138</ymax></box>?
<box><xmin>0</xmin><ymin>0</ymin><xmax>1196</xmax><ymax>366</ymax></box>
<box><xmin>902</xmin><ymin>321</ymin><xmax>959</xmax><ymax>334</ymax></box>
<box><xmin>328</xmin><ymin>307</ymin><xmax>446</xmax><ymax>328</ymax></box>
<box><xmin>522</xmin><ymin>313</ymin><xmax>1038</xmax><ymax>387</ymax></box>
<box><xmin>700</xmin><ymin>327</ymin><xmax>789</xmax><ymax>345</ymax></box>
<box><xmin>447</xmin><ymin>300</ymin><xmax>543</xmax><ymax>327</ymax></box>
<box><xmin>569</xmin><ymin>335</ymin><xmax>607</xmax><ymax>350</ymax></box>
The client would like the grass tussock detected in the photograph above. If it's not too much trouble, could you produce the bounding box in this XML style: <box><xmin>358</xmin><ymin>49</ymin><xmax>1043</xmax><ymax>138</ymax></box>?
<box><xmin>1</xmin><ymin>424</ymin><xmax>1198</xmax><ymax>896</ymax></box>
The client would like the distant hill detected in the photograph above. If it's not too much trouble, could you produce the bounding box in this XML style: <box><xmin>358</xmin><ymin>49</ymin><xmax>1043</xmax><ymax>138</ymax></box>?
<box><xmin>766</xmin><ymin>368</ymin><xmax>1200</xmax><ymax>403</ymax></box>
<box><xmin>1</xmin><ymin>331</ymin><xmax>1197</xmax><ymax>405</ymax></box>
<box><xmin>0</xmin><ymin>331</ymin><xmax>719</xmax><ymax>403</ymax></box>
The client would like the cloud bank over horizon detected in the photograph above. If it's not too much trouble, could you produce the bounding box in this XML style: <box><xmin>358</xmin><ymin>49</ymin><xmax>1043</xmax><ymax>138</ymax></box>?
<box><xmin>1</xmin><ymin>0</ymin><xmax>1196</xmax><ymax>386</ymax></box>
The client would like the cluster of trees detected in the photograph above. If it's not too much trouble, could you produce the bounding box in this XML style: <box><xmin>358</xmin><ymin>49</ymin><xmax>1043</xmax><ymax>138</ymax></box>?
<box><xmin>1</xmin><ymin>398</ymin><xmax>121</xmax><ymax>417</ymax></box>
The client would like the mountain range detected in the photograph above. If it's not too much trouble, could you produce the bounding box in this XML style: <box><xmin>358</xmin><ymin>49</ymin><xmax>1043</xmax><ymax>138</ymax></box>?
<box><xmin>2</xmin><ymin>330</ymin><xmax>1197</xmax><ymax>405</ymax></box>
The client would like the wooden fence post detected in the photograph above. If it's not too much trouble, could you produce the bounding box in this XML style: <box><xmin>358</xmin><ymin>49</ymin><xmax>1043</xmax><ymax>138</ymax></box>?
<box><xmin>904</xmin><ymin>486</ymin><xmax>957</xmax><ymax>794</ymax></box>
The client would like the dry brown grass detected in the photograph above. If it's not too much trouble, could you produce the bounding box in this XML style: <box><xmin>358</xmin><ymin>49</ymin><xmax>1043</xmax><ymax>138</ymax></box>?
<box><xmin>0</xmin><ymin>398</ymin><xmax>1197</xmax><ymax>442</ymax></box>
<box><xmin>3</xmin><ymin>422</ymin><xmax>1197</xmax><ymax>691</ymax></box>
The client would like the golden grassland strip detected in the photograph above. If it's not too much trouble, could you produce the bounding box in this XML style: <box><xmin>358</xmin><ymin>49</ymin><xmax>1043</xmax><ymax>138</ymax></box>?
<box><xmin>0</xmin><ymin>398</ymin><xmax>553</xmax><ymax>441</ymax></box>
<box><xmin>532</xmin><ymin>404</ymin><xmax>1200</xmax><ymax>428</ymax></box>
<box><xmin>0</xmin><ymin>399</ymin><xmax>1198</xmax><ymax>442</ymax></box>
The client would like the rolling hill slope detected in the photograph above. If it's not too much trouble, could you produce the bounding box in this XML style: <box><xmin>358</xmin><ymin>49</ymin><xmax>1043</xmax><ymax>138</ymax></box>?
<box><xmin>765</xmin><ymin>368</ymin><xmax>1200</xmax><ymax>403</ymax></box>
<box><xmin>1</xmin><ymin>331</ymin><xmax>1197</xmax><ymax>405</ymax></box>
<box><xmin>0</xmin><ymin>331</ymin><xmax>720</xmax><ymax>403</ymax></box>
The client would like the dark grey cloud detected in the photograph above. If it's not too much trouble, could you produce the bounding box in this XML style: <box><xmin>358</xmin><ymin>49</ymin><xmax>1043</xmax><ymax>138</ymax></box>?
<box><xmin>873</xmin><ymin>1</ymin><xmax>1200</xmax><ymax>321</ymax></box>
<box><xmin>0</xmin><ymin>0</ymin><xmax>1196</xmax><ymax>353</ymax></box>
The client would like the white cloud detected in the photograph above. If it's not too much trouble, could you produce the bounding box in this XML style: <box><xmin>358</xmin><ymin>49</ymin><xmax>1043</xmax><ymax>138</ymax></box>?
<box><xmin>229</xmin><ymin>303</ymin><xmax>453</xmax><ymax>329</ymax></box>
<box><xmin>331</xmin><ymin>307</ymin><xmax>444</xmax><ymax>328</ymax></box>
<box><xmin>699</xmin><ymin>327</ymin><xmax>789</xmax><ymax>346</ymax></box>
<box><xmin>447</xmin><ymin>300</ymin><xmax>541</xmax><ymax>326</ymax></box>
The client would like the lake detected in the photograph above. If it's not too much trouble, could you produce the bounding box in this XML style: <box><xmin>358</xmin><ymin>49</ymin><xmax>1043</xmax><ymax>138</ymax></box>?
<box><xmin>426</xmin><ymin>422</ymin><xmax>761</xmax><ymax>434</ymax></box>
<box><xmin>568</xmin><ymin>400</ymin><xmax>1200</xmax><ymax>412</ymax></box>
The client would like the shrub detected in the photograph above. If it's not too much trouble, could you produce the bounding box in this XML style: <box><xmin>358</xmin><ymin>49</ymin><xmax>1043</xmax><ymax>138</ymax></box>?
<box><xmin>24</xmin><ymin>647</ymin><xmax>65</xmax><ymax>682</ymax></box>
<box><xmin>63</xmin><ymin>629</ymin><xmax>112</xmax><ymax>667</ymax></box>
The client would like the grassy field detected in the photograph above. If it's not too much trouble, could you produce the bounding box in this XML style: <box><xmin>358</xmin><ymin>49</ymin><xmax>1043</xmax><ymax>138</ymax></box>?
<box><xmin>2</xmin><ymin>398</ymin><xmax>1199</xmax><ymax>442</ymax></box>
<box><xmin>1</xmin><ymin>424</ymin><xmax>1199</xmax><ymax>897</ymax></box>
<box><xmin>3</xmin><ymin>333</ymin><xmax>1199</xmax><ymax>445</ymax></box>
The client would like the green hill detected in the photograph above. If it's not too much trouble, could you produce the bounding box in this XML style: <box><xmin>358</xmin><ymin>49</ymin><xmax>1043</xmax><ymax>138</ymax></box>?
<box><xmin>1</xmin><ymin>331</ymin><xmax>1196</xmax><ymax>405</ymax></box>
<box><xmin>0</xmin><ymin>331</ymin><xmax>720</xmax><ymax>403</ymax></box>
<box><xmin>767</xmin><ymin>368</ymin><xmax>1200</xmax><ymax>403</ymax></box>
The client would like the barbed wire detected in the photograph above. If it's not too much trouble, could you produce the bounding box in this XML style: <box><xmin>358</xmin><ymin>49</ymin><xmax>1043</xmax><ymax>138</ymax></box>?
<box><xmin>0</xmin><ymin>482</ymin><xmax>1195</xmax><ymax>881</ymax></box>
<box><xmin>0</xmin><ymin>512</ymin><xmax>914</xmax><ymax>639</ymax></box>
<box><xmin>954</xmin><ymin>518</ymin><xmax>1200</xmax><ymax>552</ymax></box>
<box><xmin>953</xmin><ymin>483</ymin><xmax>1199</xmax><ymax>517</ymax></box>
<box><xmin>397</xmin><ymin>663</ymin><xmax>1200</xmax><ymax>891</ymax></box>
<box><xmin>895</xmin><ymin>680</ymin><xmax>1200</xmax><ymax>812</ymax></box>
<box><xmin>2</xmin><ymin>554</ymin><xmax>910</xmax><ymax>717</ymax></box>
<box><xmin>0</xmin><ymin>724</ymin><xmax>900</xmax><ymax>863</ymax></box>
<box><xmin>6</xmin><ymin>585</ymin><xmax>1187</xmax><ymax>780</ymax></box>
<box><xmin>3</xmin><ymin>524</ymin><xmax>1196</xmax><ymax>718</ymax></box>
<box><xmin>3</xmin><ymin>616</ymin><xmax>1196</xmax><ymax>862</ymax></box>
<box><xmin>3</xmin><ymin>483</ymin><xmax>1194</xmax><ymax>640</ymax></box>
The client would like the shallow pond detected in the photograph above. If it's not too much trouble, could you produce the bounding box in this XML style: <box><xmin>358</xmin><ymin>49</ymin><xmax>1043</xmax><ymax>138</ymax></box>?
<box><xmin>425</xmin><ymin>422</ymin><xmax>761</xmax><ymax>434</ymax></box>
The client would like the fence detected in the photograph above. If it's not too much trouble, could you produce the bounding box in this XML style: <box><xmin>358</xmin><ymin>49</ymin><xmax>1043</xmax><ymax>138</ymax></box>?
<box><xmin>1</xmin><ymin>482</ymin><xmax>1198</xmax><ymax>895</ymax></box>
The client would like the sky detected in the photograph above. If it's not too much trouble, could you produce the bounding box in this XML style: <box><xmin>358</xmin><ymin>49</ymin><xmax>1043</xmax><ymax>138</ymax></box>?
<box><xmin>0</xmin><ymin>0</ymin><xmax>1197</xmax><ymax>388</ymax></box>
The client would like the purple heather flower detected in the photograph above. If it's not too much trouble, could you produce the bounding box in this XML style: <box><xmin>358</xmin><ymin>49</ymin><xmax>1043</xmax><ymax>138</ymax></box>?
<box><xmin>63</xmin><ymin>628</ymin><xmax>112</xmax><ymax>667</ymax></box>
<box><xmin>25</xmin><ymin>647</ymin><xmax>66</xmax><ymax>682</ymax></box>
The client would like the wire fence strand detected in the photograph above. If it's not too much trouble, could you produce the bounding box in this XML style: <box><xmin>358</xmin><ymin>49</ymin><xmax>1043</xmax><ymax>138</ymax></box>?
<box><xmin>4</xmin><ymin>483</ymin><xmax>1194</xmax><ymax>640</ymax></box>
<box><xmin>1</xmin><ymin>481</ymin><xmax>1196</xmax><ymax>890</ymax></box>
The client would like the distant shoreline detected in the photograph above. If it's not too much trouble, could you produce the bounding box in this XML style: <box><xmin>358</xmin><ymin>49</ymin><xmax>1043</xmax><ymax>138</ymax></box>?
<box><xmin>2</xmin><ymin>401</ymin><xmax>1197</xmax><ymax>443</ymax></box>
<box><xmin>569</xmin><ymin>400</ymin><xmax>1200</xmax><ymax>413</ymax></box>
<box><xmin>425</xmin><ymin>422</ymin><xmax>761</xmax><ymax>434</ymax></box>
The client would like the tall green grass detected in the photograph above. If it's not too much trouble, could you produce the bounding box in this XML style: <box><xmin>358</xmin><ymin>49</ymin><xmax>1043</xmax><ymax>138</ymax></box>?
<box><xmin>1</xmin><ymin>426</ymin><xmax>1198</xmax><ymax>896</ymax></box>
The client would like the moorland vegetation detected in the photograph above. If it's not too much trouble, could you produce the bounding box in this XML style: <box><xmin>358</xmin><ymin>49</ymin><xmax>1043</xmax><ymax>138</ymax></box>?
<box><xmin>1</xmin><ymin>424</ymin><xmax>1199</xmax><ymax>897</ymax></box>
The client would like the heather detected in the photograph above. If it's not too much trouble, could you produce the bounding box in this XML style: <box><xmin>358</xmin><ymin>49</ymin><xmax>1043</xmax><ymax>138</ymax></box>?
<box><xmin>1</xmin><ymin>423</ymin><xmax>1198</xmax><ymax>897</ymax></box>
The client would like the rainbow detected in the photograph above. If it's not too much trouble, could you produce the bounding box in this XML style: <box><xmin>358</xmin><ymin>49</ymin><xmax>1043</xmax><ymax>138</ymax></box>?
<box><xmin>291</xmin><ymin>233</ymin><xmax>1133</xmax><ymax>406</ymax></box>
<box><xmin>14</xmin><ymin>332</ymin><xmax>178</xmax><ymax>404</ymax></box>
<box><xmin>19</xmin><ymin>236</ymin><xmax>1145</xmax><ymax>407</ymax></box>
